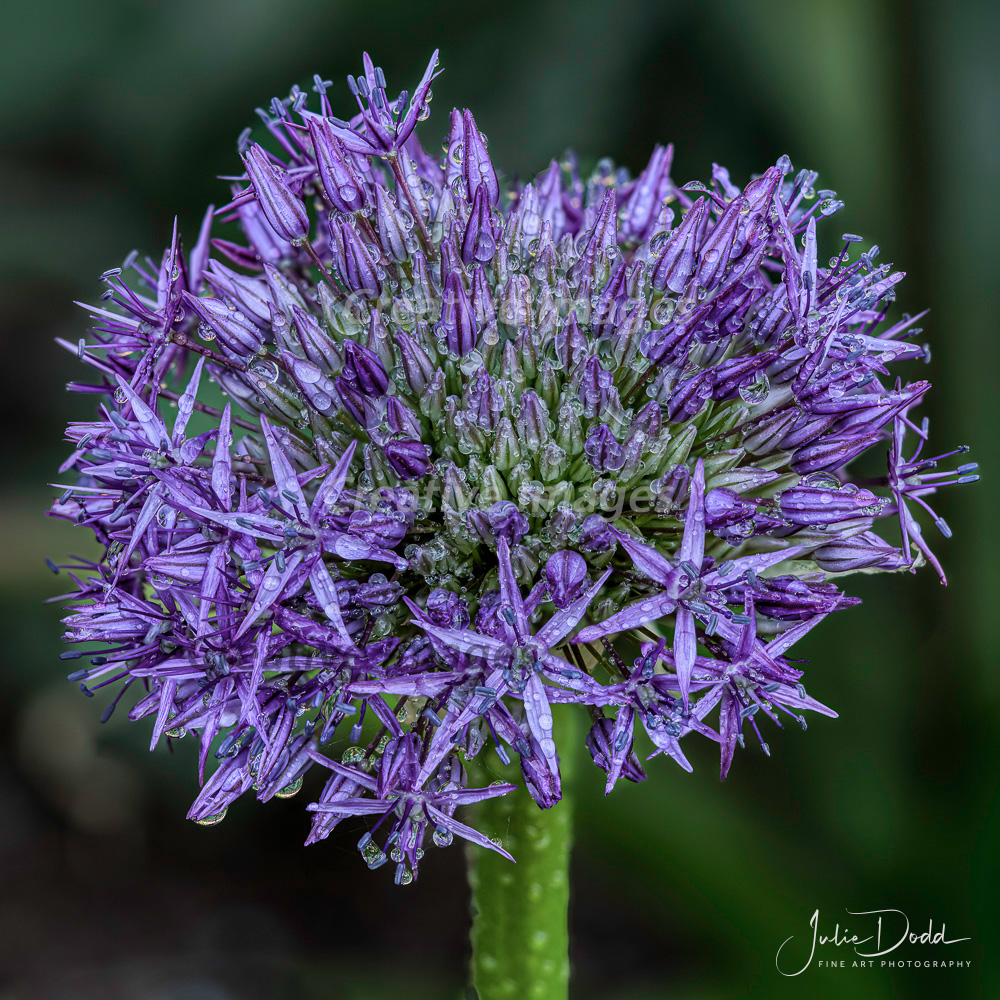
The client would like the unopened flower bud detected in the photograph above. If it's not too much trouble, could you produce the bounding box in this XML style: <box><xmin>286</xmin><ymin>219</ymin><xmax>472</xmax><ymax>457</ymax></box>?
<box><xmin>241</xmin><ymin>143</ymin><xmax>309</xmax><ymax>244</ymax></box>
<box><xmin>516</xmin><ymin>391</ymin><xmax>550</xmax><ymax>451</ymax></box>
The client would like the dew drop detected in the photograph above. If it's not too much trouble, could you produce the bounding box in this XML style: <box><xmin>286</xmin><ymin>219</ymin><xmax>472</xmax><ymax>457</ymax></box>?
<box><xmin>738</xmin><ymin>371</ymin><xmax>770</xmax><ymax>405</ymax></box>
<box><xmin>195</xmin><ymin>808</ymin><xmax>227</xmax><ymax>827</ymax></box>
<box><xmin>275</xmin><ymin>775</ymin><xmax>304</xmax><ymax>798</ymax></box>
<box><xmin>474</xmin><ymin>233</ymin><xmax>496</xmax><ymax>261</ymax></box>
<box><xmin>652</xmin><ymin>298</ymin><xmax>675</xmax><ymax>325</ymax></box>
<box><xmin>433</xmin><ymin>826</ymin><xmax>454</xmax><ymax>848</ymax></box>
<box><xmin>360</xmin><ymin>840</ymin><xmax>386</xmax><ymax>868</ymax></box>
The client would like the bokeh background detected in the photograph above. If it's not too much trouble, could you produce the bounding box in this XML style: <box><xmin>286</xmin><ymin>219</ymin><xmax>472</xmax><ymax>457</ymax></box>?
<box><xmin>1</xmin><ymin>1</ymin><xmax>996</xmax><ymax>997</ymax></box>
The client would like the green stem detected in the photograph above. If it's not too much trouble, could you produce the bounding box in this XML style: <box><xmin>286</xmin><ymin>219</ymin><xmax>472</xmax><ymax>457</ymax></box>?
<box><xmin>468</xmin><ymin>707</ymin><xmax>578</xmax><ymax>1000</ymax></box>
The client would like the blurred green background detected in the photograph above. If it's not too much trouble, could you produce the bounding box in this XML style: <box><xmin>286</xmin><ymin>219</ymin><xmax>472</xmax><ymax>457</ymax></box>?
<box><xmin>1</xmin><ymin>0</ymin><xmax>996</xmax><ymax>997</ymax></box>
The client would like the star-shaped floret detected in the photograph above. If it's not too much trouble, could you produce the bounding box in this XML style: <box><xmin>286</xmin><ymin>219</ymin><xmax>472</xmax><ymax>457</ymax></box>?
<box><xmin>575</xmin><ymin>460</ymin><xmax>802</xmax><ymax>707</ymax></box>
<box><xmin>410</xmin><ymin>539</ymin><xmax>610</xmax><ymax>803</ymax></box>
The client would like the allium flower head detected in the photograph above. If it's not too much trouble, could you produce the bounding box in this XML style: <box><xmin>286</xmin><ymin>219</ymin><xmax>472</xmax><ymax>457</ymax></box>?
<box><xmin>49</xmin><ymin>51</ymin><xmax>976</xmax><ymax>881</ymax></box>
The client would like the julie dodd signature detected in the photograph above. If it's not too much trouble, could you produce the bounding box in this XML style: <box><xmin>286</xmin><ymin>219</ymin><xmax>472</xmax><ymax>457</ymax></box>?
<box><xmin>775</xmin><ymin>909</ymin><xmax>972</xmax><ymax>976</ymax></box>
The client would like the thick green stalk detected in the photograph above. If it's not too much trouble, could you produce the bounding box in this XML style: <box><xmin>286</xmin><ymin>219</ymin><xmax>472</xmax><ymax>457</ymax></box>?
<box><xmin>468</xmin><ymin>707</ymin><xmax>578</xmax><ymax>1000</ymax></box>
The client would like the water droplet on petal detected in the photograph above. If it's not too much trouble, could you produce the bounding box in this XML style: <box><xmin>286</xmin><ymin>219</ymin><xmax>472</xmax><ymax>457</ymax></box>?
<box><xmin>738</xmin><ymin>371</ymin><xmax>770</xmax><ymax>405</ymax></box>
<box><xmin>648</xmin><ymin>232</ymin><xmax>669</xmax><ymax>256</ymax></box>
<box><xmin>432</xmin><ymin>826</ymin><xmax>454</xmax><ymax>848</ymax></box>
<box><xmin>275</xmin><ymin>775</ymin><xmax>304</xmax><ymax>798</ymax></box>
<box><xmin>474</xmin><ymin>232</ymin><xmax>496</xmax><ymax>261</ymax></box>
<box><xmin>195</xmin><ymin>808</ymin><xmax>227</xmax><ymax>827</ymax></box>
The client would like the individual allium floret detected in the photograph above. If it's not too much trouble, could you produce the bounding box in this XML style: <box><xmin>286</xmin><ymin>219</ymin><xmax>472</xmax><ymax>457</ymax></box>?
<box><xmin>48</xmin><ymin>50</ymin><xmax>976</xmax><ymax>882</ymax></box>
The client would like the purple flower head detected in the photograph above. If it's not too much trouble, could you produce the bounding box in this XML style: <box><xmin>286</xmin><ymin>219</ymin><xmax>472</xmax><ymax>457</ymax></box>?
<box><xmin>577</xmin><ymin>514</ymin><xmax>615</xmax><ymax>553</ymax></box>
<box><xmin>342</xmin><ymin>340</ymin><xmax>389</xmax><ymax>395</ymax></box>
<box><xmin>330</xmin><ymin>218</ymin><xmax>382</xmax><ymax>297</ymax></box>
<box><xmin>812</xmin><ymin>531</ymin><xmax>909</xmax><ymax>573</ymax></box>
<box><xmin>545</xmin><ymin>551</ymin><xmax>589</xmax><ymax>609</ymax></box>
<box><xmin>426</xmin><ymin>589</ymin><xmax>471</xmax><ymax>629</ymax></box>
<box><xmin>586</xmin><ymin>718</ymin><xmax>647</xmax><ymax>785</ymax></box>
<box><xmin>409</xmin><ymin>538</ymin><xmax>611</xmax><ymax>806</ymax></box>
<box><xmin>51</xmin><ymin>49</ymin><xmax>971</xmax><ymax>884</ymax></box>
<box><xmin>475</xmin><ymin>590</ymin><xmax>503</xmax><ymax>637</ymax></box>
<box><xmin>241</xmin><ymin>144</ymin><xmax>309</xmax><ymax>245</ymax></box>
<box><xmin>373</xmin><ymin>184</ymin><xmax>413</xmax><ymax>262</ymax></box>
<box><xmin>328</xmin><ymin>50</ymin><xmax>441</xmax><ymax>159</ymax></box>
<box><xmin>886</xmin><ymin>409</ymin><xmax>977</xmax><ymax>584</ymax></box>
<box><xmin>462</xmin><ymin>183</ymin><xmax>499</xmax><ymax>264</ymax></box>
<box><xmin>584</xmin><ymin>424</ymin><xmax>625</xmax><ymax>473</ymax></box>
<box><xmin>466</xmin><ymin>372</ymin><xmax>504</xmax><ymax>432</ymax></box>
<box><xmin>182</xmin><ymin>293</ymin><xmax>266</xmax><ymax>357</ymax></box>
<box><xmin>306</xmin><ymin>738</ymin><xmax>517</xmax><ymax>880</ymax></box>
<box><xmin>384</xmin><ymin>439</ymin><xmax>431</xmax><ymax>479</ymax></box>
<box><xmin>438</xmin><ymin>270</ymin><xmax>478</xmax><ymax>357</ymax></box>
<box><xmin>457</xmin><ymin>109</ymin><xmax>499</xmax><ymax>205</ymax></box>
<box><xmin>703</xmin><ymin>487</ymin><xmax>759</xmax><ymax>530</ymax></box>
<box><xmin>306</xmin><ymin>115</ymin><xmax>370</xmax><ymax>214</ymax></box>
<box><xmin>778</xmin><ymin>484</ymin><xmax>885</xmax><ymax>526</ymax></box>
<box><xmin>467</xmin><ymin>500</ymin><xmax>530</xmax><ymax>546</ymax></box>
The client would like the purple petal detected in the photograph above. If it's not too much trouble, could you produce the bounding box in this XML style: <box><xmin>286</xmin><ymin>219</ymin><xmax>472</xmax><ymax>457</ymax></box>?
<box><xmin>188</xmin><ymin>508</ymin><xmax>284</xmax><ymax>542</ymax></box>
<box><xmin>496</xmin><ymin>538</ymin><xmax>529</xmax><ymax>642</ymax></box>
<box><xmin>574</xmin><ymin>591</ymin><xmax>677</xmax><ymax>644</ymax></box>
<box><xmin>114</xmin><ymin>376</ymin><xmax>167</xmax><ymax>449</ymax></box>
<box><xmin>679</xmin><ymin>459</ymin><xmax>707</xmax><ymax>568</ymax></box>
<box><xmin>326</xmin><ymin>532</ymin><xmax>407</xmax><ymax>570</ymax></box>
<box><xmin>537</xmin><ymin>567</ymin><xmax>613</xmax><ymax>647</ymax></box>
<box><xmin>212</xmin><ymin>404</ymin><xmax>233</xmax><ymax>510</ymax></box>
<box><xmin>233</xmin><ymin>549</ymin><xmax>306</xmax><ymax>640</ymax></box>
<box><xmin>260</xmin><ymin>417</ymin><xmax>309</xmax><ymax>520</ymax></box>
<box><xmin>424</xmin><ymin>803</ymin><xmax>515</xmax><ymax>862</ymax></box>
<box><xmin>718</xmin><ymin>689</ymin><xmax>740</xmax><ymax>780</ymax></box>
<box><xmin>172</xmin><ymin>357</ymin><xmax>205</xmax><ymax>445</ymax></box>
<box><xmin>607</xmin><ymin>527</ymin><xmax>675</xmax><ymax>587</ymax></box>
<box><xmin>241</xmin><ymin>144</ymin><xmax>308</xmax><ymax>244</ymax></box>
<box><xmin>395</xmin><ymin>49</ymin><xmax>441</xmax><ymax>151</ymax></box>
<box><xmin>703</xmin><ymin>545</ymin><xmax>804</xmax><ymax>588</ymax></box>
<box><xmin>308</xmin><ymin>558</ymin><xmax>356</xmax><ymax>646</ymax></box>
<box><xmin>306</xmin><ymin>797</ymin><xmax>392</xmax><ymax>816</ymax></box>
<box><xmin>416</xmin><ymin>621</ymin><xmax>506</xmax><ymax>662</ymax></box>
<box><xmin>673</xmin><ymin>606</ymin><xmax>697</xmax><ymax>708</ymax></box>
<box><xmin>767</xmin><ymin>608</ymin><xmax>833</xmax><ymax>659</ymax></box>
<box><xmin>149</xmin><ymin>678</ymin><xmax>178</xmax><ymax>751</ymax></box>
<box><xmin>522</xmin><ymin>672</ymin><xmax>558</xmax><ymax>771</ymax></box>
<box><xmin>605</xmin><ymin>705</ymin><xmax>635</xmax><ymax>794</ymax></box>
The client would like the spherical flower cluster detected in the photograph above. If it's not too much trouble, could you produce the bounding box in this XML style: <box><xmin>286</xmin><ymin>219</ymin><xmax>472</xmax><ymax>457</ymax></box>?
<box><xmin>50</xmin><ymin>51</ymin><xmax>976</xmax><ymax>884</ymax></box>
